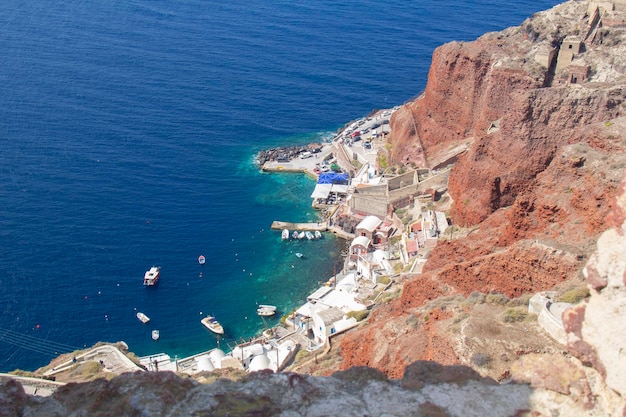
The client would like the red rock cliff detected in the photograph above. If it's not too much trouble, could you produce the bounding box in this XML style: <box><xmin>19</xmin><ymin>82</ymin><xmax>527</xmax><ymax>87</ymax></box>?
<box><xmin>340</xmin><ymin>1</ymin><xmax>626</xmax><ymax>379</ymax></box>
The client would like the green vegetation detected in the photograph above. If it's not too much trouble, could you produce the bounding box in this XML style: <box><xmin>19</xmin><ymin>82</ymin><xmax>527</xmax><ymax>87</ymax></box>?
<box><xmin>506</xmin><ymin>293</ymin><xmax>532</xmax><ymax>307</ymax></box>
<box><xmin>378</xmin><ymin>275</ymin><xmax>391</xmax><ymax>285</ymax></box>
<box><xmin>351</xmin><ymin>159</ymin><xmax>363</xmax><ymax>170</ymax></box>
<box><xmin>558</xmin><ymin>287</ymin><xmax>590</xmax><ymax>304</ymax></box>
<box><xmin>346</xmin><ymin>310</ymin><xmax>370</xmax><ymax>321</ymax></box>
<box><xmin>379</xmin><ymin>154</ymin><xmax>388</xmax><ymax>169</ymax></box>
<box><xmin>294</xmin><ymin>349</ymin><xmax>310</xmax><ymax>362</ymax></box>
<box><xmin>502</xmin><ymin>308</ymin><xmax>534</xmax><ymax>323</ymax></box>
<box><xmin>486</xmin><ymin>293</ymin><xmax>509</xmax><ymax>306</ymax></box>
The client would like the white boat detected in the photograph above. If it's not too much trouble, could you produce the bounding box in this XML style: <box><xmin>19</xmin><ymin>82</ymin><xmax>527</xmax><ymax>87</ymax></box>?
<box><xmin>295</xmin><ymin>252</ymin><xmax>303</xmax><ymax>258</ymax></box>
<box><xmin>315</xmin><ymin>230</ymin><xmax>322</xmax><ymax>239</ymax></box>
<box><xmin>297</xmin><ymin>231</ymin><xmax>305</xmax><ymax>239</ymax></box>
<box><xmin>201</xmin><ymin>316</ymin><xmax>224</xmax><ymax>335</ymax></box>
<box><xmin>143</xmin><ymin>266</ymin><xmax>161</xmax><ymax>286</ymax></box>
<box><xmin>292</xmin><ymin>231</ymin><xmax>299</xmax><ymax>239</ymax></box>
<box><xmin>198</xmin><ymin>255</ymin><xmax>206</xmax><ymax>265</ymax></box>
<box><xmin>257</xmin><ymin>305</ymin><xmax>277</xmax><ymax>317</ymax></box>
<box><xmin>305</xmin><ymin>231</ymin><xmax>314</xmax><ymax>240</ymax></box>
<box><xmin>152</xmin><ymin>330</ymin><xmax>160</xmax><ymax>340</ymax></box>
<box><xmin>136</xmin><ymin>312</ymin><xmax>150</xmax><ymax>324</ymax></box>
<box><xmin>281</xmin><ymin>229</ymin><xmax>290</xmax><ymax>240</ymax></box>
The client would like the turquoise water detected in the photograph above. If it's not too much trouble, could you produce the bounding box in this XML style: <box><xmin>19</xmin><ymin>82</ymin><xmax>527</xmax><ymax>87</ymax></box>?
<box><xmin>0</xmin><ymin>0</ymin><xmax>560</xmax><ymax>371</ymax></box>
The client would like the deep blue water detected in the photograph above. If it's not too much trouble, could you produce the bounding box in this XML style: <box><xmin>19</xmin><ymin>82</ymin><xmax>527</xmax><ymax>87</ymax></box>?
<box><xmin>0</xmin><ymin>0</ymin><xmax>560</xmax><ymax>371</ymax></box>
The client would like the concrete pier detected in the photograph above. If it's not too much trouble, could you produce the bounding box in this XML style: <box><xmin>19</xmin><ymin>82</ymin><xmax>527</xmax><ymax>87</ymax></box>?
<box><xmin>271</xmin><ymin>221</ymin><xmax>327</xmax><ymax>231</ymax></box>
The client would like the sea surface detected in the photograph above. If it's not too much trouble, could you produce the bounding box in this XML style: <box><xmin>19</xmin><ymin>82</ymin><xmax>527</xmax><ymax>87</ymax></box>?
<box><xmin>0</xmin><ymin>0</ymin><xmax>560</xmax><ymax>372</ymax></box>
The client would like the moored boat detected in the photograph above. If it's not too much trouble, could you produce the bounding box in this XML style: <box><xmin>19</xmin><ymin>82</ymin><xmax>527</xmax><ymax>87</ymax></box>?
<box><xmin>198</xmin><ymin>255</ymin><xmax>206</xmax><ymax>265</ymax></box>
<box><xmin>297</xmin><ymin>231</ymin><xmax>305</xmax><ymax>239</ymax></box>
<box><xmin>281</xmin><ymin>229</ymin><xmax>290</xmax><ymax>240</ymax></box>
<box><xmin>305</xmin><ymin>231</ymin><xmax>314</xmax><ymax>240</ymax></box>
<box><xmin>201</xmin><ymin>316</ymin><xmax>224</xmax><ymax>335</ymax></box>
<box><xmin>295</xmin><ymin>252</ymin><xmax>303</xmax><ymax>258</ymax></box>
<box><xmin>315</xmin><ymin>230</ymin><xmax>322</xmax><ymax>239</ymax></box>
<box><xmin>143</xmin><ymin>266</ymin><xmax>161</xmax><ymax>286</ymax></box>
<box><xmin>257</xmin><ymin>304</ymin><xmax>277</xmax><ymax>317</ymax></box>
<box><xmin>292</xmin><ymin>231</ymin><xmax>299</xmax><ymax>239</ymax></box>
<box><xmin>152</xmin><ymin>329</ymin><xmax>160</xmax><ymax>340</ymax></box>
<box><xmin>136</xmin><ymin>312</ymin><xmax>150</xmax><ymax>324</ymax></box>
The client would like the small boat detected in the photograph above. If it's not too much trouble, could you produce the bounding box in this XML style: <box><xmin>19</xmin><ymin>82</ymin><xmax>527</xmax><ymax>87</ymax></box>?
<box><xmin>292</xmin><ymin>231</ymin><xmax>299</xmax><ymax>239</ymax></box>
<box><xmin>201</xmin><ymin>316</ymin><xmax>224</xmax><ymax>335</ymax></box>
<box><xmin>315</xmin><ymin>230</ymin><xmax>322</xmax><ymax>239</ymax></box>
<box><xmin>136</xmin><ymin>312</ymin><xmax>150</xmax><ymax>324</ymax></box>
<box><xmin>297</xmin><ymin>231</ymin><xmax>305</xmax><ymax>239</ymax></box>
<box><xmin>198</xmin><ymin>255</ymin><xmax>206</xmax><ymax>265</ymax></box>
<box><xmin>152</xmin><ymin>330</ymin><xmax>160</xmax><ymax>341</ymax></box>
<box><xmin>257</xmin><ymin>304</ymin><xmax>277</xmax><ymax>317</ymax></box>
<box><xmin>143</xmin><ymin>266</ymin><xmax>161</xmax><ymax>286</ymax></box>
<box><xmin>305</xmin><ymin>231</ymin><xmax>314</xmax><ymax>240</ymax></box>
<box><xmin>295</xmin><ymin>252</ymin><xmax>303</xmax><ymax>258</ymax></box>
<box><xmin>281</xmin><ymin>229</ymin><xmax>290</xmax><ymax>240</ymax></box>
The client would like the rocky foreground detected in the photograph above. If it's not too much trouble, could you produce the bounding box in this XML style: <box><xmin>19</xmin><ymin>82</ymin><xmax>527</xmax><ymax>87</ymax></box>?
<box><xmin>1</xmin><ymin>1</ymin><xmax>625</xmax><ymax>416</ymax></box>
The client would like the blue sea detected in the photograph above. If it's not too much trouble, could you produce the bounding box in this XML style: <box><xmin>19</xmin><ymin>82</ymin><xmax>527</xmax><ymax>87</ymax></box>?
<box><xmin>0</xmin><ymin>0</ymin><xmax>560</xmax><ymax>372</ymax></box>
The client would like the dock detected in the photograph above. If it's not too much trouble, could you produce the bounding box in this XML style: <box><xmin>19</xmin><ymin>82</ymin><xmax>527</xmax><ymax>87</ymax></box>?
<box><xmin>271</xmin><ymin>221</ymin><xmax>327</xmax><ymax>231</ymax></box>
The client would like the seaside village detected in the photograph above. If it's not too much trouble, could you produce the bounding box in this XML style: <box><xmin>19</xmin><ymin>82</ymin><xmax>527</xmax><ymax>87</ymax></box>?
<box><xmin>39</xmin><ymin>102</ymin><xmax>577</xmax><ymax>383</ymax></box>
<box><xmin>139</xmin><ymin>106</ymin><xmax>455</xmax><ymax>376</ymax></box>
<box><xmin>37</xmin><ymin>105</ymin><xmax>454</xmax><ymax>382</ymax></box>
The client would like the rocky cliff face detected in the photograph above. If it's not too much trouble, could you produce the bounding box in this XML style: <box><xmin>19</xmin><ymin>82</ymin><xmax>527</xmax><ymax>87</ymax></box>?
<box><xmin>339</xmin><ymin>0</ymin><xmax>626</xmax><ymax>406</ymax></box>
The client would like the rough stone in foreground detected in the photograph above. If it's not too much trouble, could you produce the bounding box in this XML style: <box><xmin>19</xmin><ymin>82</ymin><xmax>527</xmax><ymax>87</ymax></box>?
<box><xmin>1</xmin><ymin>368</ymin><xmax>535</xmax><ymax>417</ymax></box>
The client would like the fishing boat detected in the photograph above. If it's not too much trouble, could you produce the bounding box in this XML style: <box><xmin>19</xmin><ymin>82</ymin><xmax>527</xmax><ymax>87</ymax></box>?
<box><xmin>257</xmin><ymin>305</ymin><xmax>277</xmax><ymax>317</ymax></box>
<box><xmin>315</xmin><ymin>230</ymin><xmax>322</xmax><ymax>239</ymax></box>
<box><xmin>201</xmin><ymin>316</ymin><xmax>224</xmax><ymax>335</ymax></box>
<box><xmin>152</xmin><ymin>330</ymin><xmax>160</xmax><ymax>340</ymax></box>
<box><xmin>281</xmin><ymin>229</ymin><xmax>290</xmax><ymax>240</ymax></box>
<box><xmin>143</xmin><ymin>266</ymin><xmax>160</xmax><ymax>286</ymax></box>
<box><xmin>136</xmin><ymin>312</ymin><xmax>150</xmax><ymax>324</ymax></box>
<box><xmin>198</xmin><ymin>255</ymin><xmax>206</xmax><ymax>265</ymax></box>
<box><xmin>305</xmin><ymin>231</ymin><xmax>314</xmax><ymax>240</ymax></box>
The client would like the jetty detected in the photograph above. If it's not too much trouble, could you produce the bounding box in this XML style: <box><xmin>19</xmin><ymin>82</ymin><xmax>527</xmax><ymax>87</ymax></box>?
<box><xmin>271</xmin><ymin>221</ymin><xmax>327</xmax><ymax>232</ymax></box>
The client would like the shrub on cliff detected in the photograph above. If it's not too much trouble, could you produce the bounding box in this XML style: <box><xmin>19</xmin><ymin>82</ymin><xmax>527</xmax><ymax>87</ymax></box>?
<box><xmin>558</xmin><ymin>286</ymin><xmax>589</xmax><ymax>304</ymax></box>
<box><xmin>502</xmin><ymin>308</ymin><xmax>531</xmax><ymax>323</ymax></box>
<box><xmin>346</xmin><ymin>310</ymin><xmax>370</xmax><ymax>322</ymax></box>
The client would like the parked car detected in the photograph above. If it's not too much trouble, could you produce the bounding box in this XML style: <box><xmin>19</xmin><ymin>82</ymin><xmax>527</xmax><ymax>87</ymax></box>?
<box><xmin>300</xmin><ymin>151</ymin><xmax>313</xmax><ymax>159</ymax></box>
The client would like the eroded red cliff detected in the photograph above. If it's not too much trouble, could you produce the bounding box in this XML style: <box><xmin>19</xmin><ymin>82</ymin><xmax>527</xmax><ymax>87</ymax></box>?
<box><xmin>340</xmin><ymin>0</ymin><xmax>626</xmax><ymax>380</ymax></box>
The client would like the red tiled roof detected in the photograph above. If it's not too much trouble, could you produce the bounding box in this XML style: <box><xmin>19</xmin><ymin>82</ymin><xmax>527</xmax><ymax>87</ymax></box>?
<box><xmin>406</xmin><ymin>240</ymin><xmax>418</xmax><ymax>253</ymax></box>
